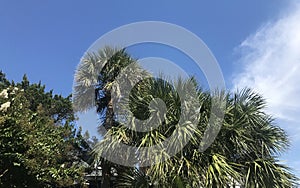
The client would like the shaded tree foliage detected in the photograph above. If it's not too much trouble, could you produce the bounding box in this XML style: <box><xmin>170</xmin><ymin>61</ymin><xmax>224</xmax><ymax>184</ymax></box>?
<box><xmin>0</xmin><ymin>71</ymin><xmax>88</xmax><ymax>187</ymax></box>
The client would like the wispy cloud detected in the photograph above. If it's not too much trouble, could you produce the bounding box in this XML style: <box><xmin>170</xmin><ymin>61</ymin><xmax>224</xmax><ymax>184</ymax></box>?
<box><xmin>232</xmin><ymin>1</ymin><xmax>300</xmax><ymax>177</ymax></box>
<box><xmin>233</xmin><ymin>2</ymin><xmax>300</xmax><ymax>128</ymax></box>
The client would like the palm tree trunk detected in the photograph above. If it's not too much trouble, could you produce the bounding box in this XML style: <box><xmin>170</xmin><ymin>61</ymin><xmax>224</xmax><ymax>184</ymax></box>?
<box><xmin>102</xmin><ymin>93</ymin><xmax>114</xmax><ymax>187</ymax></box>
<box><xmin>102</xmin><ymin>162</ymin><xmax>110</xmax><ymax>188</ymax></box>
<box><xmin>104</xmin><ymin>93</ymin><xmax>114</xmax><ymax>130</ymax></box>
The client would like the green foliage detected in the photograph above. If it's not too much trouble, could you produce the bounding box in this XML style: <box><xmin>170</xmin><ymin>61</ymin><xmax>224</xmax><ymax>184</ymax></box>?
<box><xmin>18</xmin><ymin>74</ymin><xmax>75</xmax><ymax>124</ymax></box>
<box><xmin>74</xmin><ymin>47</ymin><xmax>149</xmax><ymax>187</ymax></box>
<box><xmin>73</xmin><ymin>48</ymin><xmax>299</xmax><ymax>187</ymax></box>
<box><xmin>115</xmin><ymin>167</ymin><xmax>151</xmax><ymax>188</ymax></box>
<box><xmin>0</xmin><ymin>73</ymin><xmax>87</xmax><ymax>187</ymax></box>
<box><xmin>0</xmin><ymin>71</ymin><xmax>10</xmax><ymax>89</ymax></box>
<box><xmin>138</xmin><ymin>86</ymin><xmax>299</xmax><ymax>187</ymax></box>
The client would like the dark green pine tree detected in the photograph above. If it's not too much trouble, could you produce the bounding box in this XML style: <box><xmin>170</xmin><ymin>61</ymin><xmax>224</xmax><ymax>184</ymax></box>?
<box><xmin>0</xmin><ymin>72</ymin><xmax>90</xmax><ymax>187</ymax></box>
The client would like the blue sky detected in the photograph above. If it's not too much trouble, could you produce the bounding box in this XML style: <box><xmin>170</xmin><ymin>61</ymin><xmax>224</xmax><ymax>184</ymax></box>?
<box><xmin>0</xmin><ymin>0</ymin><xmax>285</xmax><ymax>94</ymax></box>
<box><xmin>1</xmin><ymin>0</ymin><xmax>300</xmax><ymax>177</ymax></box>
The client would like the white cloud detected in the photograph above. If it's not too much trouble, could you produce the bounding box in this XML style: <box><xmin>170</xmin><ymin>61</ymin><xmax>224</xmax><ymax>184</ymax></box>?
<box><xmin>233</xmin><ymin>2</ymin><xmax>300</xmax><ymax>126</ymax></box>
<box><xmin>232</xmin><ymin>2</ymin><xmax>300</xmax><ymax>178</ymax></box>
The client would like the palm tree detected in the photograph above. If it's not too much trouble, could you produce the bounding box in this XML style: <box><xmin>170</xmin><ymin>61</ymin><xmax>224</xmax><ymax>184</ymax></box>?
<box><xmin>74</xmin><ymin>46</ymin><xmax>298</xmax><ymax>187</ymax></box>
<box><xmin>99</xmin><ymin>79</ymin><xmax>299</xmax><ymax>187</ymax></box>
<box><xmin>73</xmin><ymin>46</ymin><xmax>149</xmax><ymax>187</ymax></box>
<box><xmin>219</xmin><ymin>88</ymin><xmax>298</xmax><ymax>187</ymax></box>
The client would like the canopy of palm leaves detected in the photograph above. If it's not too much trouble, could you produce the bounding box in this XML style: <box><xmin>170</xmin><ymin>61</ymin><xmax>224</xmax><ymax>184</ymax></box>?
<box><xmin>73</xmin><ymin>47</ymin><xmax>299</xmax><ymax>188</ymax></box>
